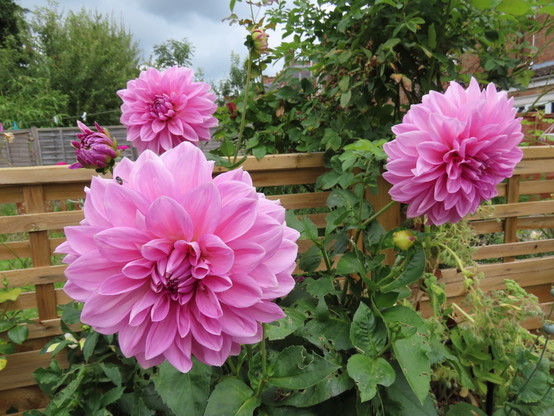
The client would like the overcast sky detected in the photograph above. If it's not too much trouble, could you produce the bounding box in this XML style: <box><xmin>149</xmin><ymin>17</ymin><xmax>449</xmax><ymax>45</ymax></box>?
<box><xmin>17</xmin><ymin>0</ymin><xmax>284</xmax><ymax>82</ymax></box>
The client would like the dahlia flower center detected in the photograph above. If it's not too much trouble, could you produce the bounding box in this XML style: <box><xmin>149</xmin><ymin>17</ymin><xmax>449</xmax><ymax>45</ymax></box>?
<box><xmin>149</xmin><ymin>240</ymin><xmax>208</xmax><ymax>303</ymax></box>
<box><xmin>150</xmin><ymin>94</ymin><xmax>176</xmax><ymax>120</ymax></box>
<box><xmin>443</xmin><ymin>148</ymin><xmax>484</xmax><ymax>181</ymax></box>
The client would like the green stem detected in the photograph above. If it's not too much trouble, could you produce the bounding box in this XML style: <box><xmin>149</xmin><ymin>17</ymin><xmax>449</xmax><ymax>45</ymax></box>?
<box><xmin>354</xmin><ymin>200</ymin><xmax>397</xmax><ymax>245</ymax></box>
<box><xmin>424</xmin><ymin>224</ymin><xmax>432</xmax><ymax>261</ymax></box>
<box><xmin>433</xmin><ymin>241</ymin><xmax>470</xmax><ymax>277</ymax></box>
<box><xmin>233</xmin><ymin>54</ymin><xmax>254</xmax><ymax>164</ymax></box>
<box><xmin>256</xmin><ymin>324</ymin><xmax>268</xmax><ymax>397</ymax></box>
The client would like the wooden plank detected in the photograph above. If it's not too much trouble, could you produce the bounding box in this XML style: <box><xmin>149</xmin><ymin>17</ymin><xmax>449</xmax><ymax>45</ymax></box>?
<box><xmin>473</xmin><ymin>239</ymin><xmax>554</xmax><ymax>260</ymax></box>
<box><xmin>1</xmin><ymin>264</ymin><xmax>67</xmax><ymax>287</ymax></box>
<box><xmin>249</xmin><ymin>167</ymin><xmax>328</xmax><ymax>186</ymax></box>
<box><xmin>26</xmin><ymin>318</ymin><xmax>80</xmax><ymax>340</ymax></box>
<box><xmin>513</xmin><ymin>159</ymin><xmax>554</xmax><ymax>175</ymax></box>
<box><xmin>518</xmin><ymin>215</ymin><xmax>554</xmax><ymax>230</ymax></box>
<box><xmin>0</xmin><ymin>386</ymin><xmax>47</xmax><ymax>414</ymax></box>
<box><xmin>266</xmin><ymin>192</ymin><xmax>329</xmax><ymax>209</ymax></box>
<box><xmin>0</xmin><ymin>211</ymin><xmax>83</xmax><ymax>234</ymax></box>
<box><xmin>470</xmin><ymin>220</ymin><xmax>503</xmax><ymax>234</ymax></box>
<box><xmin>504</xmin><ymin>176</ymin><xmax>520</xmax><ymax>262</ymax></box>
<box><xmin>44</xmin><ymin>182</ymin><xmax>88</xmax><ymax>201</ymax></box>
<box><xmin>0</xmin><ymin>186</ymin><xmax>23</xmax><ymax>204</ymax></box>
<box><xmin>467</xmin><ymin>199</ymin><xmax>554</xmax><ymax>221</ymax></box>
<box><xmin>0</xmin><ymin>350</ymin><xmax>68</xmax><ymax>390</ymax></box>
<box><xmin>521</xmin><ymin>146</ymin><xmax>554</xmax><ymax>160</ymax></box>
<box><xmin>0</xmin><ymin>237</ymin><xmax>64</xmax><ymax>260</ymax></box>
<box><xmin>2</xmin><ymin>288</ymin><xmax>72</xmax><ymax>312</ymax></box>
<box><xmin>23</xmin><ymin>186</ymin><xmax>58</xmax><ymax>321</ymax></box>
<box><xmin>519</xmin><ymin>179</ymin><xmax>554</xmax><ymax>196</ymax></box>
<box><xmin>213</xmin><ymin>152</ymin><xmax>326</xmax><ymax>173</ymax></box>
<box><xmin>366</xmin><ymin>176</ymin><xmax>401</xmax><ymax>231</ymax></box>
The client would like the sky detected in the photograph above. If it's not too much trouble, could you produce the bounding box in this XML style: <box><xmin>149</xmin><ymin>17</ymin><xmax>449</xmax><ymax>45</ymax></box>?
<box><xmin>16</xmin><ymin>0</ymin><xmax>284</xmax><ymax>82</ymax></box>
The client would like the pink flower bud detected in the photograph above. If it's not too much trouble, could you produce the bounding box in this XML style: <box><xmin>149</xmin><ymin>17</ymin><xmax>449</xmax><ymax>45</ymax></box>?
<box><xmin>393</xmin><ymin>230</ymin><xmax>416</xmax><ymax>250</ymax></box>
<box><xmin>69</xmin><ymin>121</ymin><xmax>119</xmax><ymax>173</ymax></box>
<box><xmin>251</xmin><ymin>28</ymin><xmax>269</xmax><ymax>54</ymax></box>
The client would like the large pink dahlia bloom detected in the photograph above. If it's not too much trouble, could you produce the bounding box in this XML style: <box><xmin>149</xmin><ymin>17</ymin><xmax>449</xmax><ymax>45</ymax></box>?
<box><xmin>118</xmin><ymin>66</ymin><xmax>218</xmax><ymax>154</ymax></box>
<box><xmin>56</xmin><ymin>142</ymin><xmax>299</xmax><ymax>372</ymax></box>
<box><xmin>383</xmin><ymin>78</ymin><xmax>523</xmax><ymax>225</ymax></box>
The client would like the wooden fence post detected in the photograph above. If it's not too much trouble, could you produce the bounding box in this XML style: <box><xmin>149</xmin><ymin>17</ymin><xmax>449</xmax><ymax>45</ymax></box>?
<box><xmin>23</xmin><ymin>185</ymin><xmax>58</xmax><ymax>321</ymax></box>
<box><xmin>504</xmin><ymin>175</ymin><xmax>521</xmax><ymax>262</ymax></box>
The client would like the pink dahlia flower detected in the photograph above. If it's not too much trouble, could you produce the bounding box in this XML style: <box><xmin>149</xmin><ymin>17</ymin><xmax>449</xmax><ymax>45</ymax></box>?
<box><xmin>383</xmin><ymin>78</ymin><xmax>523</xmax><ymax>225</ymax></box>
<box><xmin>56</xmin><ymin>142</ymin><xmax>299</xmax><ymax>372</ymax></box>
<box><xmin>117</xmin><ymin>66</ymin><xmax>218</xmax><ymax>155</ymax></box>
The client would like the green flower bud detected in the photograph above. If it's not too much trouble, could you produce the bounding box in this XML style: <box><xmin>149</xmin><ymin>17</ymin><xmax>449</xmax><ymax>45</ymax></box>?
<box><xmin>251</xmin><ymin>28</ymin><xmax>269</xmax><ymax>54</ymax></box>
<box><xmin>542</xmin><ymin>322</ymin><xmax>554</xmax><ymax>335</ymax></box>
<box><xmin>393</xmin><ymin>230</ymin><xmax>416</xmax><ymax>250</ymax></box>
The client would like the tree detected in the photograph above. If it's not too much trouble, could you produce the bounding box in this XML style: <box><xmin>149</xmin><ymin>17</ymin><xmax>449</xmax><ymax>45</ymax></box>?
<box><xmin>150</xmin><ymin>38</ymin><xmax>195</xmax><ymax>69</ymax></box>
<box><xmin>213</xmin><ymin>52</ymin><xmax>246</xmax><ymax>102</ymax></box>
<box><xmin>28</xmin><ymin>5</ymin><xmax>141</xmax><ymax>125</ymax></box>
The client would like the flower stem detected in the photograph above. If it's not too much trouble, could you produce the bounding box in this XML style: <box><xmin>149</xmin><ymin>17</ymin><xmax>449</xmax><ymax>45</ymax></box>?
<box><xmin>256</xmin><ymin>324</ymin><xmax>268</xmax><ymax>397</ymax></box>
<box><xmin>354</xmin><ymin>200</ymin><xmax>397</xmax><ymax>246</ymax></box>
<box><xmin>433</xmin><ymin>241</ymin><xmax>471</xmax><ymax>277</ymax></box>
<box><xmin>233</xmin><ymin>54</ymin><xmax>254</xmax><ymax>164</ymax></box>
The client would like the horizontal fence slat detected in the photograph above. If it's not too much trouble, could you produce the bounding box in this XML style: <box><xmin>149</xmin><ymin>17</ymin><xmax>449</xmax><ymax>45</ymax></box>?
<box><xmin>0</xmin><ymin>186</ymin><xmax>24</xmax><ymax>204</ymax></box>
<box><xmin>0</xmin><ymin>237</ymin><xmax>64</xmax><ymax>260</ymax></box>
<box><xmin>2</xmin><ymin>264</ymin><xmax>67</xmax><ymax>287</ymax></box>
<box><xmin>513</xmin><ymin>159</ymin><xmax>554</xmax><ymax>175</ymax></box>
<box><xmin>0</xmin><ymin>350</ymin><xmax>68</xmax><ymax>390</ymax></box>
<box><xmin>0</xmin><ymin>211</ymin><xmax>83</xmax><ymax>234</ymax></box>
<box><xmin>44</xmin><ymin>183</ymin><xmax>87</xmax><ymax>201</ymax></box>
<box><xmin>267</xmin><ymin>192</ymin><xmax>329</xmax><ymax>209</ymax></box>
<box><xmin>2</xmin><ymin>288</ymin><xmax>71</xmax><ymax>311</ymax></box>
<box><xmin>521</xmin><ymin>146</ymin><xmax>554</xmax><ymax>160</ymax></box>
<box><xmin>473</xmin><ymin>239</ymin><xmax>554</xmax><ymax>260</ymax></box>
<box><xmin>467</xmin><ymin>200</ymin><xmax>554</xmax><ymax>221</ymax></box>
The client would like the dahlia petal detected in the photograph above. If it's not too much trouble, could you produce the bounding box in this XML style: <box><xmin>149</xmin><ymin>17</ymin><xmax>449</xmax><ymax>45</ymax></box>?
<box><xmin>95</xmin><ymin>227</ymin><xmax>150</xmax><ymax>262</ymax></box>
<box><xmin>194</xmin><ymin>286</ymin><xmax>223</xmax><ymax>319</ymax></box>
<box><xmin>181</xmin><ymin>183</ymin><xmax>222</xmax><ymax>237</ymax></box>
<box><xmin>63</xmin><ymin>225</ymin><xmax>104</xmax><ymax>255</ymax></box>
<box><xmin>98</xmin><ymin>273</ymin><xmax>146</xmax><ymax>295</ymax></box>
<box><xmin>218</xmin><ymin>274</ymin><xmax>262</xmax><ymax>307</ymax></box>
<box><xmin>146</xmin><ymin>197</ymin><xmax>194</xmax><ymax>241</ymax></box>
<box><xmin>145</xmin><ymin>311</ymin><xmax>177</xmax><ymax>359</ymax></box>
<box><xmin>198</xmin><ymin>234</ymin><xmax>234</xmax><ymax>275</ymax></box>
<box><xmin>215</xmin><ymin>197</ymin><xmax>258</xmax><ymax>242</ymax></box>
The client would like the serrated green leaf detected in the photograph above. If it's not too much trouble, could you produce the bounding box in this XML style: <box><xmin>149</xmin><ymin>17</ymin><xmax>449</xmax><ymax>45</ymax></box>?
<box><xmin>204</xmin><ymin>378</ymin><xmax>256</xmax><ymax>416</ymax></box>
<box><xmin>269</xmin><ymin>346</ymin><xmax>340</xmax><ymax>390</ymax></box>
<box><xmin>446</xmin><ymin>402</ymin><xmax>487</xmax><ymax>415</ymax></box>
<box><xmin>100</xmin><ymin>386</ymin><xmax>125</xmax><ymax>407</ymax></box>
<box><xmin>347</xmin><ymin>355</ymin><xmax>395</xmax><ymax>402</ymax></box>
<box><xmin>300</xmin><ymin>216</ymin><xmax>318</xmax><ymax>241</ymax></box>
<box><xmin>393</xmin><ymin>333</ymin><xmax>432</xmax><ymax>404</ymax></box>
<box><xmin>298</xmin><ymin>316</ymin><xmax>353</xmax><ymax>351</ymax></box>
<box><xmin>350</xmin><ymin>302</ymin><xmax>387</xmax><ymax>357</ymax></box>
<box><xmin>153</xmin><ymin>360</ymin><xmax>212</xmax><ymax>416</ymax></box>
<box><xmin>100</xmin><ymin>363</ymin><xmax>122</xmax><ymax>386</ymax></box>
<box><xmin>304</xmin><ymin>277</ymin><xmax>336</xmax><ymax>297</ymax></box>
<box><xmin>266</xmin><ymin>308</ymin><xmax>306</xmax><ymax>341</ymax></box>
<box><xmin>298</xmin><ymin>245</ymin><xmax>322</xmax><ymax>273</ymax></box>
<box><xmin>336</xmin><ymin>252</ymin><xmax>364</xmax><ymax>276</ymax></box>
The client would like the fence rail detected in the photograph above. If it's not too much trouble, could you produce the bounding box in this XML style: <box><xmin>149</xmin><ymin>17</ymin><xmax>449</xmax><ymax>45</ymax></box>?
<box><xmin>0</xmin><ymin>148</ymin><xmax>553</xmax><ymax>413</ymax></box>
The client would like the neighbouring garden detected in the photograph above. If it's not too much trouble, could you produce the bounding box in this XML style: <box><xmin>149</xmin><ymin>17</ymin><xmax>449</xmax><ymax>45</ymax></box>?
<box><xmin>1</xmin><ymin>1</ymin><xmax>554</xmax><ymax>415</ymax></box>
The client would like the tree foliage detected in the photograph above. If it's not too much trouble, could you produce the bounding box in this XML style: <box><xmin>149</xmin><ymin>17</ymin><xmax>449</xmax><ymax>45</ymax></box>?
<box><xmin>150</xmin><ymin>37</ymin><xmax>195</xmax><ymax>69</ymax></box>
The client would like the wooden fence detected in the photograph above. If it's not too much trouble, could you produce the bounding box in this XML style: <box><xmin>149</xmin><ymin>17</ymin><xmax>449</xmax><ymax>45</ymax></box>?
<box><xmin>0</xmin><ymin>148</ymin><xmax>553</xmax><ymax>414</ymax></box>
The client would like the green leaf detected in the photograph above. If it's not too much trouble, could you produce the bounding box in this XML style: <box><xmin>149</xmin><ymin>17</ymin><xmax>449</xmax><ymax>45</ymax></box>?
<box><xmin>82</xmin><ymin>331</ymin><xmax>99</xmax><ymax>361</ymax></box>
<box><xmin>340</xmin><ymin>91</ymin><xmax>352</xmax><ymax>108</ymax></box>
<box><xmin>266</xmin><ymin>308</ymin><xmax>306</xmax><ymax>341</ymax></box>
<box><xmin>60</xmin><ymin>302</ymin><xmax>81</xmax><ymax>325</ymax></box>
<box><xmin>541</xmin><ymin>5</ymin><xmax>554</xmax><ymax>15</ymax></box>
<box><xmin>7</xmin><ymin>325</ymin><xmax>28</xmax><ymax>345</ymax></box>
<box><xmin>300</xmin><ymin>216</ymin><xmax>318</xmax><ymax>241</ymax></box>
<box><xmin>204</xmin><ymin>378</ymin><xmax>257</xmax><ymax>416</ymax></box>
<box><xmin>100</xmin><ymin>386</ymin><xmax>125</xmax><ymax>407</ymax></box>
<box><xmin>0</xmin><ymin>287</ymin><xmax>21</xmax><ymax>303</ymax></box>
<box><xmin>347</xmin><ymin>355</ymin><xmax>395</xmax><ymax>402</ymax></box>
<box><xmin>322</xmin><ymin>128</ymin><xmax>342</xmax><ymax>150</ymax></box>
<box><xmin>427</xmin><ymin>23</ymin><xmax>436</xmax><ymax>49</ymax></box>
<box><xmin>336</xmin><ymin>252</ymin><xmax>364</xmax><ymax>276</ymax></box>
<box><xmin>230</xmin><ymin>0</ymin><xmax>237</xmax><ymax>12</ymax></box>
<box><xmin>349</xmin><ymin>302</ymin><xmax>387</xmax><ymax>357</ymax></box>
<box><xmin>299</xmin><ymin>316</ymin><xmax>353</xmax><ymax>351</ymax></box>
<box><xmin>381</xmin><ymin>247</ymin><xmax>425</xmax><ymax>292</ymax></box>
<box><xmin>100</xmin><ymin>363</ymin><xmax>122</xmax><ymax>386</ymax></box>
<box><xmin>446</xmin><ymin>402</ymin><xmax>487</xmax><ymax>416</ymax></box>
<box><xmin>338</xmin><ymin>75</ymin><xmax>350</xmax><ymax>92</ymax></box>
<box><xmin>152</xmin><ymin>360</ymin><xmax>212</xmax><ymax>416</ymax></box>
<box><xmin>393</xmin><ymin>333</ymin><xmax>432</xmax><ymax>405</ymax></box>
<box><xmin>269</xmin><ymin>346</ymin><xmax>340</xmax><ymax>390</ymax></box>
<box><xmin>387</xmin><ymin>363</ymin><xmax>438</xmax><ymax>415</ymax></box>
<box><xmin>304</xmin><ymin>277</ymin><xmax>336</xmax><ymax>297</ymax></box>
<box><xmin>497</xmin><ymin>0</ymin><xmax>531</xmax><ymax>15</ymax></box>
<box><xmin>298</xmin><ymin>245</ymin><xmax>322</xmax><ymax>273</ymax></box>
<box><xmin>278</xmin><ymin>371</ymin><xmax>354</xmax><ymax>407</ymax></box>
<box><xmin>382</xmin><ymin>305</ymin><xmax>425</xmax><ymax>331</ymax></box>
<box><xmin>0</xmin><ymin>320</ymin><xmax>15</xmax><ymax>332</ymax></box>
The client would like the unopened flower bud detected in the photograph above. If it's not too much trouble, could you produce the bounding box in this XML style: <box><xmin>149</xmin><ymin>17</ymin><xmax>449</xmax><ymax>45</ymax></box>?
<box><xmin>542</xmin><ymin>322</ymin><xmax>554</xmax><ymax>335</ymax></box>
<box><xmin>393</xmin><ymin>230</ymin><xmax>416</xmax><ymax>250</ymax></box>
<box><xmin>69</xmin><ymin>121</ymin><xmax>119</xmax><ymax>173</ymax></box>
<box><xmin>251</xmin><ymin>28</ymin><xmax>269</xmax><ymax>55</ymax></box>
